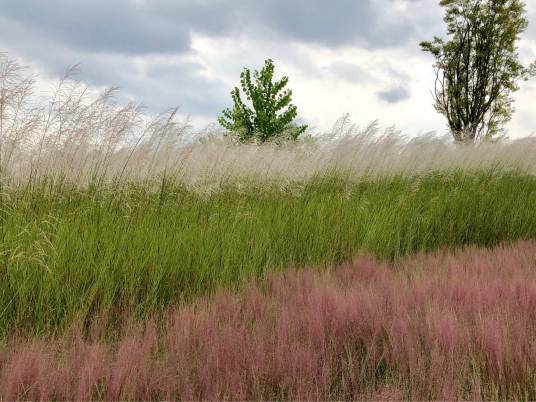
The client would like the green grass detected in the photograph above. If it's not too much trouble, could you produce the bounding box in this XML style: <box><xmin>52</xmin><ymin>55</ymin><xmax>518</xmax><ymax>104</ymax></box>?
<box><xmin>1</xmin><ymin>169</ymin><xmax>536</xmax><ymax>336</ymax></box>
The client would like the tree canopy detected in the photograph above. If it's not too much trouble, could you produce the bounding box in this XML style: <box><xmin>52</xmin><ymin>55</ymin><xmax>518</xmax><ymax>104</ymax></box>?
<box><xmin>218</xmin><ymin>59</ymin><xmax>307</xmax><ymax>144</ymax></box>
<box><xmin>421</xmin><ymin>0</ymin><xmax>536</xmax><ymax>142</ymax></box>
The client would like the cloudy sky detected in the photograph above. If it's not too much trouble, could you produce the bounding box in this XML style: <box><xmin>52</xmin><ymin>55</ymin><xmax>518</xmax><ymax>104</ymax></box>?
<box><xmin>0</xmin><ymin>0</ymin><xmax>535</xmax><ymax>137</ymax></box>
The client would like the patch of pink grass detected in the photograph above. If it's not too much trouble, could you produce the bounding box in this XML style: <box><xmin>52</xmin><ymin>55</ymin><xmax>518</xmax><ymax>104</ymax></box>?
<box><xmin>2</xmin><ymin>241</ymin><xmax>536</xmax><ymax>400</ymax></box>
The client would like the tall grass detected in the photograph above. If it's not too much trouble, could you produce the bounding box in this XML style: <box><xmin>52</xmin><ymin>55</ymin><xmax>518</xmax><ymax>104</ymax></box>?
<box><xmin>1</xmin><ymin>170</ymin><xmax>536</xmax><ymax>336</ymax></box>
<box><xmin>1</xmin><ymin>54</ymin><xmax>536</xmax><ymax>189</ymax></box>
<box><xmin>2</xmin><ymin>53</ymin><xmax>536</xmax><ymax>400</ymax></box>
<box><xmin>2</xmin><ymin>240</ymin><xmax>536</xmax><ymax>400</ymax></box>
<box><xmin>1</xmin><ymin>54</ymin><xmax>536</xmax><ymax>336</ymax></box>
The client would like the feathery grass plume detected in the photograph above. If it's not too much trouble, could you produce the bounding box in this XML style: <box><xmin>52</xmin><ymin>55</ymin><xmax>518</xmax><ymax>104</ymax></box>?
<box><xmin>1</xmin><ymin>55</ymin><xmax>536</xmax><ymax>190</ymax></box>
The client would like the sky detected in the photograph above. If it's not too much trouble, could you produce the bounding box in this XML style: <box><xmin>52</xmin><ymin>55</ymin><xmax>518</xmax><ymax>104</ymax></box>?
<box><xmin>0</xmin><ymin>0</ymin><xmax>535</xmax><ymax>137</ymax></box>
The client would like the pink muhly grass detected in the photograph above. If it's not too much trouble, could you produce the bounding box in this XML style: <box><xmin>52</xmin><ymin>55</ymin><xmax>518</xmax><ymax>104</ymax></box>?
<box><xmin>2</xmin><ymin>241</ymin><xmax>536</xmax><ymax>400</ymax></box>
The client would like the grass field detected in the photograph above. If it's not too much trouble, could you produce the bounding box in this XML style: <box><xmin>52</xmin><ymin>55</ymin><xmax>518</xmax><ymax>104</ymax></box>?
<box><xmin>2</xmin><ymin>170</ymin><xmax>536</xmax><ymax>337</ymax></box>
<box><xmin>2</xmin><ymin>57</ymin><xmax>536</xmax><ymax>399</ymax></box>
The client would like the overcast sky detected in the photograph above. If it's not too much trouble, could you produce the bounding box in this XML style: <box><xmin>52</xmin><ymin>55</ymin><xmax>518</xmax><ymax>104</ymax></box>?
<box><xmin>0</xmin><ymin>0</ymin><xmax>535</xmax><ymax>137</ymax></box>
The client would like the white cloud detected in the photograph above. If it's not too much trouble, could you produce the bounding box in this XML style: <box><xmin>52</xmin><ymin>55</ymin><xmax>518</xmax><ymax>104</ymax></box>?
<box><xmin>0</xmin><ymin>0</ymin><xmax>534</xmax><ymax>138</ymax></box>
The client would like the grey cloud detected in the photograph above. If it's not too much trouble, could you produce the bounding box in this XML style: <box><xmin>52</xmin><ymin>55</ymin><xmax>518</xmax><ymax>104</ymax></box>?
<box><xmin>149</xmin><ymin>0</ymin><xmax>239</xmax><ymax>37</ymax></box>
<box><xmin>0</xmin><ymin>0</ymin><xmax>441</xmax><ymax>121</ymax></box>
<box><xmin>0</xmin><ymin>0</ymin><xmax>417</xmax><ymax>57</ymax></box>
<box><xmin>0</xmin><ymin>0</ymin><xmax>192</xmax><ymax>55</ymax></box>
<box><xmin>377</xmin><ymin>86</ymin><xmax>410</xmax><ymax>103</ymax></box>
<box><xmin>141</xmin><ymin>62</ymin><xmax>229</xmax><ymax>116</ymax></box>
<box><xmin>328</xmin><ymin>62</ymin><xmax>372</xmax><ymax>83</ymax></box>
<box><xmin>0</xmin><ymin>0</ymin><xmax>234</xmax><ymax>118</ymax></box>
<box><xmin>0</xmin><ymin>0</ymin><xmax>421</xmax><ymax>101</ymax></box>
<box><xmin>0</xmin><ymin>30</ymin><xmax>229</xmax><ymax>119</ymax></box>
<box><xmin>245</xmin><ymin>0</ymin><xmax>415</xmax><ymax>47</ymax></box>
<box><xmin>78</xmin><ymin>58</ymin><xmax>229</xmax><ymax>117</ymax></box>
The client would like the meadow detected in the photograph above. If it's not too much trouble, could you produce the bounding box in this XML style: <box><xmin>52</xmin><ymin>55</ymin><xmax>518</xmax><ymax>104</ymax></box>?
<box><xmin>3</xmin><ymin>169</ymin><xmax>536</xmax><ymax>338</ymax></box>
<box><xmin>2</xmin><ymin>241</ymin><xmax>536</xmax><ymax>400</ymax></box>
<box><xmin>2</xmin><ymin>55</ymin><xmax>536</xmax><ymax>399</ymax></box>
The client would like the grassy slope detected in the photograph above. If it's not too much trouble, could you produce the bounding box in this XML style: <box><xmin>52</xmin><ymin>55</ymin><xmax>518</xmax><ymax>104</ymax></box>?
<box><xmin>1</xmin><ymin>169</ymin><xmax>536</xmax><ymax>336</ymax></box>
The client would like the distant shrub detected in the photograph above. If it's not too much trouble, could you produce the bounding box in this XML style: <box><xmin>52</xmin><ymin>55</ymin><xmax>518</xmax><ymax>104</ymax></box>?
<box><xmin>218</xmin><ymin>59</ymin><xmax>307</xmax><ymax>144</ymax></box>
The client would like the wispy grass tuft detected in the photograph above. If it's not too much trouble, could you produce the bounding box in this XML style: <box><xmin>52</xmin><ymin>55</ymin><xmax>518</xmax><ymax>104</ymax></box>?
<box><xmin>1</xmin><ymin>54</ymin><xmax>536</xmax><ymax>190</ymax></box>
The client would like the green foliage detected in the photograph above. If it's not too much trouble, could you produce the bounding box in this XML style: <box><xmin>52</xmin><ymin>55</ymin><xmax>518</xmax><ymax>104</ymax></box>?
<box><xmin>218</xmin><ymin>59</ymin><xmax>307</xmax><ymax>143</ymax></box>
<box><xmin>3</xmin><ymin>171</ymin><xmax>536</xmax><ymax>336</ymax></box>
<box><xmin>420</xmin><ymin>0</ymin><xmax>535</xmax><ymax>142</ymax></box>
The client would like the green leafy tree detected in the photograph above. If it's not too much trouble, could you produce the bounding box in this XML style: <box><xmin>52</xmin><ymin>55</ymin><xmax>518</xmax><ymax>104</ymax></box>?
<box><xmin>420</xmin><ymin>0</ymin><xmax>536</xmax><ymax>142</ymax></box>
<box><xmin>218</xmin><ymin>59</ymin><xmax>307</xmax><ymax>143</ymax></box>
